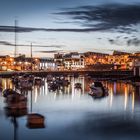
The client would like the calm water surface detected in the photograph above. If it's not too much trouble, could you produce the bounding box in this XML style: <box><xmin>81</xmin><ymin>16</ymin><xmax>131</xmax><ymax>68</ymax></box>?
<box><xmin>0</xmin><ymin>76</ymin><xmax>140</xmax><ymax>140</ymax></box>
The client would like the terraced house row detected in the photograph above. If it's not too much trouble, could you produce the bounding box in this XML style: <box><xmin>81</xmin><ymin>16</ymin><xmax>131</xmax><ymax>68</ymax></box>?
<box><xmin>0</xmin><ymin>51</ymin><xmax>140</xmax><ymax>71</ymax></box>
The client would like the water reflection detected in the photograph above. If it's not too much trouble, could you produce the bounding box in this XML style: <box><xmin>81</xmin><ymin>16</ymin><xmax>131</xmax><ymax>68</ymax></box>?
<box><xmin>0</xmin><ymin>76</ymin><xmax>140</xmax><ymax>140</ymax></box>
<box><xmin>132</xmin><ymin>91</ymin><xmax>135</xmax><ymax>113</ymax></box>
<box><xmin>0</xmin><ymin>77</ymin><xmax>140</xmax><ymax>109</ymax></box>
<box><xmin>0</xmin><ymin>77</ymin><xmax>139</xmax><ymax>109</ymax></box>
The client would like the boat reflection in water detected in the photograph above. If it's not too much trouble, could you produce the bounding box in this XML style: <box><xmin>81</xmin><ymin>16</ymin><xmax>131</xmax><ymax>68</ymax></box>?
<box><xmin>0</xmin><ymin>76</ymin><xmax>140</xmax><ymax>140</ymax></box>
<box><xmin>3</xmin><ymin>89</ymin><xmax>28</xmax><ymax>140</ymax></box>
<box><xmin>26</xmin><ymin>89</ymin><xmax>45</xmax><ymax>129</ymax></box>
<box><xmin>2</xmin><ymin>84</ymin><xmax>46</xmax><ymax>140</ymax></box>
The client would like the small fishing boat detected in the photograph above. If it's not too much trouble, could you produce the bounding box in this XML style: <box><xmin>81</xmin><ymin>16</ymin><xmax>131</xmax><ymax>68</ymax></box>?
<box><xmin>74</xmin><ymin>83</ymin><xmax>82</xmax><ymax>89</ymax></box>
<box><xmin>4</xmin><ymin>107</ymin><xmax>27</xmax><ymax>117</ymax></box>
<box><xmin>89</xmin><ymin>82</ymin><xmax>108</xmax><ymax>98</ymax></box>
<box><xmin>27</xmin><ymin>113</ymin><xmax>45</xmax><ymax>128</ymax></box>
<box><xmin>46</xmin><ymin>75</ymin><xmax>53</xmax><ymax>82</ymax></box>
<box><xmin>57</xmin><ymin>79</ymin><xmax>70</xmax><ymax>87</ymax></box>
<box><xmin>12</xmin><ymin>74</ymin><xmax>34</xmax><ymax>90</ymax></box>
<box><xmin>5</xmin><ymin>93</ymin><xmax>27</xmax><ymax>103</ymax></box>
<box><xmin>62</xmin><ymin>79</ymin><xmax>70</xmax><ymax>87</ymax></box>
<box><xmin>48</xmin><ymin>81</ymin><xmax>59</xmax><ymax>91</ymax></box>
<box><xmin>3</xmin><ymin>89</ymin><xmax>27</xmax><ymax>109</ymax></box>
<box><xmin>18</xmin><ymin>79</ymin><xmax>33</xmax><ymax>90</ymax></box>
<box><xmin>34</xmin><ymin>77</ymin><xmax>44</xmax><ymax>85</ymax></box>
<box><xmin>3</xmin><ymin>89</ymin><xmax>18</xmax><ymax>98</ymax></box>
<box><xmin>6</xmin><ymin>101</ymin><xmax>27</xmax><ymax>109</ymax></box>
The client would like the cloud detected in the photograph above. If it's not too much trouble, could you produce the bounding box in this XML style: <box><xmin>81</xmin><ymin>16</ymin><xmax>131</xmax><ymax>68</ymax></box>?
<box><xmin>127</xmin><ymin>38</ymin><xmax>140</xmax><ymax>46</ymax></box>
<box><xmin>0</xmin><ymin>41</ymin><xmax>15</xmax><ymax>46</ymax></box>
<box><xmin>124</xmin><ymin>37</ymin><xmax>128</xmax><ymax>39</ymax></box>
<box><xmin>35</xmin><ymin>50</ymin><xmax>63</xmax><ymax>53</ymax></box>
<box><xmin>108</xmin><ymin>39</ymin><xmax>123</xmax><ymax>46</ymax></box>
<box><xmin>0</xmin><ymin>25</ymin><xmax>114</xmax><ymax>33</ymax></box>
<box><xmin>0</xmin><ymin>40</ymin><xmax>63</xmax><ymax>48</ymax></box>
<box><xmin>108</xmin><ymin>37</ymin><xmax>140</xmax><ymax>47</ymax></box>
<box><xmin>55</xmin><ymin>3</ymin><xmax>140</xmax><ymax>33</ymax></box>
<box><xmin>0</xmin><ymin>4</ymin><xmax>140</xmax><ymax>34</ymax></box>
<box><xmin>108</xmin><ymin>39</ymin><xmax>115</xmax><ymax>44</ymax></box>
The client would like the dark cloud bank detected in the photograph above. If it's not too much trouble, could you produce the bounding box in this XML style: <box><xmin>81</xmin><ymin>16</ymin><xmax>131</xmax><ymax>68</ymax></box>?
<box><xmin>108</xmin><ymin>37</ymin><xmax>140</xmax><ymax>46</ymax></box>
<box><xmin>0</xmin><ymin>41</ymin><xmax>63</xmax><ymax>48</ymax></box>
<box><xmin>57</xmin><ymin>3</ymin><xmax>140</xmax><ymax>32</ymax></box>
<box><xmin>35</xmin><ymin>50</ymin><xmax>63</xmax><ymax>53</ymax></box>
<box><xmin>0</xmin><ymin>3</ymin><xmax>140</xmax><ymax>33</ymax></box>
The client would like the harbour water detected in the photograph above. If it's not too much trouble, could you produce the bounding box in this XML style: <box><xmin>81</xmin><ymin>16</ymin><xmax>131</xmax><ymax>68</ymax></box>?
<box><xmin>0</xmin><ymin>76</ymin><xmax>140</xmax><ymax>140</ymax></box>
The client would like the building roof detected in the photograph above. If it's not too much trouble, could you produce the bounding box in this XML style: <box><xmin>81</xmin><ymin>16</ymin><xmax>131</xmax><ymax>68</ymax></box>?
<box><xmin>0</xmin><ymin>55</ymin><xmax>10</xmax><ymax>58</ymax></box>
<box><xmin>134</xmin><ymin>52</ymin><xmax>140</xmax><ymax>55</ymax></box>
<box><xmin>84</xmin><ymin>51</ymin><xmax>109</xmax><ymax>57</ymax></box>
<box><xmin>113</xmin><ymin>51</ymin><xmax>131</xmax><ymax>55</ymax></box>
<box><xmin>39</xmin><ymin>57</ymin><xmax>54</xmax><ymax>62</ymax></box>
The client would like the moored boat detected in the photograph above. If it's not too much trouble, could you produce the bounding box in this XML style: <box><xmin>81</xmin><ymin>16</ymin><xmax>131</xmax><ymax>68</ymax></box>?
<box><xmin>89</xmin><ymin>82</ymin><xmax>108</xmax><ymax>98</ymax></box>
<box><xmin>6</xmin><ymin>101</ymin><xmax>27</xmax><ymax>109</ymax></box>
<box><xmin>74</xmin><ymin>83</ymin><xmax>82</xmax><ymax>89</ymax></box>
<box><xmin>27</xmin><ymin>113</ymin><xmax>45</xmax><ymax>128</ymax></box>
<box><xmin>46</xmin><ymin>75</ymin><xmax>53</xmax><ymax>82</ymax></box>
<box><xmin>48</xmin><ymin>81</ymin><xmax>59</xmax><ymax>91</ymax></box>
<box><xmin>34</xmin><ymin>77</ymin><xmax>44</xmax><ymax>85</ymax></box>
<box><xmin>3</xmin><ymin>89</ymin><xmax>18</xmax><ymax>98</ymax></box>
<box><xmin>3</xmin><ymin>89</ymin><xmax>27</xmax><ymax>109</ymax></box>
<box><xmin>5</xmin><ymin>93</ymin><xmax>27</xmax><ymax>103</ymax></box>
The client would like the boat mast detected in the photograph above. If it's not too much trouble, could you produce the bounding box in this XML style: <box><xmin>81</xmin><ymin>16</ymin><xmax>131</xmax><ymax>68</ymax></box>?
<box><xmin>14</xmin><ymin>20</ymin><xmax>18</xmax><ymax>58</ymax></box>
<box><xmin>31</xmin><ymin>43</ymin><xmax>33</xmax><ymax>71</ymax></box>
<box><xmin>30</xmin><ymin>43</ymin><xmax>33</xmax><ymax>113</ymax></box>
<box><xmin>31</xmin><ymin>43</ymin><xmax>33</xmax><ymax>58</ymax></box>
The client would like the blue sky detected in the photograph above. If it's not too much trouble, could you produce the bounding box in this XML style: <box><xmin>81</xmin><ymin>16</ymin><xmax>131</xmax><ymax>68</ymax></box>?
<box><xmin>0</xmin><ymin>0</ymin><xmax>140</xmax><ymax>57</ymax></box>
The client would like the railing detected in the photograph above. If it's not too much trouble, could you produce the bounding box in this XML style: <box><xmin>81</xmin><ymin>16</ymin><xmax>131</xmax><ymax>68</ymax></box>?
<box><xmin>0</xmin><ymin>69</ymin><xmax>133</xmax><ymax>78</ymax></box>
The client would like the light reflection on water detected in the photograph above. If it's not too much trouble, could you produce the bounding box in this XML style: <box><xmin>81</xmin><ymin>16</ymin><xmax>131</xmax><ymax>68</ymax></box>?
<box><xmin>0</xmin><ymin>76</ymin><xmax>140</xmax><ymax>140</ymax></box>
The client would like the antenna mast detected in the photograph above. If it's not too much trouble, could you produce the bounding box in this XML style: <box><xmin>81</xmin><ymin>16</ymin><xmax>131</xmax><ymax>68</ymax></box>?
<box><xmin>14</xmin><ymin>20</ymin><xmax>18</xmax><ymax>58</ymax></box>
<box><xmin>31</xmin><ymin>43</ymin><xmax>33</xmax><ymax>71</ymax></box>
<box><xmin>31</xmin><ymin>43</ymin><xmax>33</xmax><ymax>58</ymax></box>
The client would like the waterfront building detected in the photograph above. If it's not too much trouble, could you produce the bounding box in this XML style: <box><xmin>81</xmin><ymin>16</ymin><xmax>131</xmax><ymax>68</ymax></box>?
<box><xmin>132</xmin><ymin>56</ymin><xmax>140</xmax><ymax>77</ymax></box>
<box><xmin>54</xmin><ymin>52</ymin><xmax>85</xmax><ymax>70</ymax></box>
<box><xmin>14</xmin><ymin>55</ymin><xmax>40</xmax><ymax>70</ymax></box>
<box><xmin>83</xmin><ymin>51</ymin><xmax>134</xmax><ymax>70</ymax></box>
<box><xmin>0</xmin><ymin>55</ymin><xmax>40</xmax><ymax>71</ymax></box>
<box><xmin>39</xmin><ymin>57</ymin><xmax>56</xmax><ymax>70</ymax></box>
<box><xmin>63</xmin><ymin>52</ymin><xmax>85</xmax><ymax>70</ymax></box>
<box><xmin>84</xmin><ymin>51</ymin><xmax>109</xmax><ymax>66</ymax></box>
<box><xmin>133</xmin><ymin>52</ymin><xmax>140</xmax><ymax>56</ymax></box>
<box><xmin>84</xmin><ymin>52</ymin><xmax>110</xmax><ymax>70</ymax></box>
<box><xmin>0</xmin><ymin>51</ymin><xmax>140</xmax><ymax>72</ymax></box>
<box><xmin>54</xmin><ymin>53</ymin><xmax>64</xmax><ymax>70</ymax></box>
<box><xmin>0</xmin><ymin>55</ymin><xmax>14</xmax><ymax>71</ymax></box>
<box><xmin>107</xmin><ymin>51</ymin><xmax>133</xmax><ymax>70</ymax></box>
<box><xmin>85</xmin><ymin>63</ymin><xmax>114</xmax><ymax>70</ymax></box>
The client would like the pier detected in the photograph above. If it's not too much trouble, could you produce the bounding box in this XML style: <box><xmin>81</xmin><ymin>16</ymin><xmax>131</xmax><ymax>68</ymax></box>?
<box><xmin>0</xmin><ymin>70</ymin><xmax>133</xmax><ymax>79</ymax></box>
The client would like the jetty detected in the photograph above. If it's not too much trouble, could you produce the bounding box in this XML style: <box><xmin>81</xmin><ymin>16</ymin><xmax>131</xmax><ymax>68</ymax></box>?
<box><xmin>0</xmin><ymin>70</ymin><xmax>133</xmax><ymax>79</ymax></box>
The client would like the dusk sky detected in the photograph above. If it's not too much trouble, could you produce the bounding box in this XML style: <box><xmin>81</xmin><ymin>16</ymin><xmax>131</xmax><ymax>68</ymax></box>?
<box><xmin>0</xmin><ymin>0</ymin><xmax>140</xmax><ymax>57</ymax></box>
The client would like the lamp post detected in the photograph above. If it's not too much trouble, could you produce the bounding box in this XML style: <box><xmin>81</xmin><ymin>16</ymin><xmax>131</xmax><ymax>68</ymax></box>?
<box><xmin>30</xmin><ymin>43</ymin><xmax>33</xmax><ymax>71</ymax></box>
